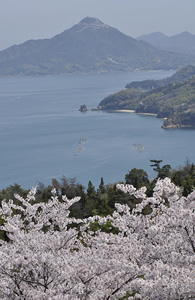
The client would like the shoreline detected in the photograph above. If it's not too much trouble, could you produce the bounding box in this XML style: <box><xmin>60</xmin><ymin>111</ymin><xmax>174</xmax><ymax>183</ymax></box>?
<box><xmin>162</xmin><ymin>124</ymin><xmax>195</xmax><ymax>129</ymax></box>
<box><xmin>114</xmin><ymin>109</ymin><xmax>157</xmax><ymax>116</ymax></box>
<box><xmin>115</xmin><ymin>110</ymin><xmax>194</xmax><ymax>128</ymax></box>
<box><xmin>115</xmin><ymin>109</ymin><xmax>135</xmax><ymax>113</ymax></box>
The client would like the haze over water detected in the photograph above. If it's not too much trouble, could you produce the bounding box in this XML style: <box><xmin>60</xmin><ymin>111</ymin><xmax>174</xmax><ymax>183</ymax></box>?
<box><xmin>0</xmin><ymin>70</ymin><xmax>194</xmax><ymax>189</ymax></box>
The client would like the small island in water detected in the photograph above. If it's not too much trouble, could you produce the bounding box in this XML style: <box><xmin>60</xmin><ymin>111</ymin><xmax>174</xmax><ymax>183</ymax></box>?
<box><xmin>79</xmin><ymin>105</ymin><xmax>88</xmax><ymax>112</ymax></box>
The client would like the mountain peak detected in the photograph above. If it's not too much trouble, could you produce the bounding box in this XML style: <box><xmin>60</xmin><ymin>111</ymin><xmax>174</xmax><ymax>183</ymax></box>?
<box><xmin>79</xmin><ymin>17</ymin><xmax>103</xmax><ymax>24</ymax></box>
<box><xmin>0</xmin><ymin>17</ymin><xmax>193</xmax><ymax>76</ymax></box>
<box><xmin>77</xmin><ymin>17</ymin><xmax>109</xmax><ymax>31</ymax></box>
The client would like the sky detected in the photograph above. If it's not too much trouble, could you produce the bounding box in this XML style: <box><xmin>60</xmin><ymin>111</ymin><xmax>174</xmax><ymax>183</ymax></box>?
<box><xmin>0</xmin><ymin>0</ymin><xmax>195</xmax><ymax>50</ymax></box>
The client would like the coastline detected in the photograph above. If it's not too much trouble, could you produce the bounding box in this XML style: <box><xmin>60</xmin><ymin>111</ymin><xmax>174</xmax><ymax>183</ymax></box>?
<box><xmin>115</xmin><ymin>110</ymin><xmax>194</xmax><ymax>128</ymax></box>
<box><xmin>162</xmin><ymin>124</ymin><xmax>195</xmax><ymax>129</ymax></box>
<box><xmin>114</xmin><ymin>109</ymin><xmax>157</xmax><ymax>116</ymax></box>
<box><xmin>115</xmin><ymin>109</ymin><xmax>135</xmax><ymax>113</ymax></box>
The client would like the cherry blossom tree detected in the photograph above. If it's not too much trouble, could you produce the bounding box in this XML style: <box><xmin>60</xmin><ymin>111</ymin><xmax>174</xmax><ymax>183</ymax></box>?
<box><xmin>0</xmin><ymin>178</ymin><xmax>194</xmax><ymax>299</ymax></box>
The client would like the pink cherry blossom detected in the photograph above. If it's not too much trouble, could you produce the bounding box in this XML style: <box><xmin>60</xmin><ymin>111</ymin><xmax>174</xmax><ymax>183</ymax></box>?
<box><xmin>0</xmin><ymin>178</ymin><xmax>194</xmax><ymax>299</ymax></box>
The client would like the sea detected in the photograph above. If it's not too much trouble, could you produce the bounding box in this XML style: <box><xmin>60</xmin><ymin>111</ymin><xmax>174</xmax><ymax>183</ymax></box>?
<box><xmin>0</xmin><ymin>70</ymin><xmax>194</xmax><ymax>190</ymax></box>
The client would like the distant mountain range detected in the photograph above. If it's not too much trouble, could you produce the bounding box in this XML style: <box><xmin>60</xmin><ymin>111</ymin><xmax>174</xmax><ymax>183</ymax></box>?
<box><xmin>136</xmin><ymin>31</ymin><xmax>195</xmax><ymax>56</ymax></box>
<box><xmin>0</xmin><ymin>17</ymin><xmax>195</xmax><ymax>76</ymax></box>
<box><xmin>99</xmin><ymin>65</ymin><xmax>195</xmax><ymax>128</ymax></box>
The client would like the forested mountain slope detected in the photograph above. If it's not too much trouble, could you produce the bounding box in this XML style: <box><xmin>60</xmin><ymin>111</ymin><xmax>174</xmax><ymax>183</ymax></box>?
<box><xmin>126</xmin><ymin>65</ymin><xmax>195</xmax><ymax>90</ymax></box>
<box><xmin>99</xmin><ymin>67</ymin><xmax>195</xmax><ymax>128</ymax></box>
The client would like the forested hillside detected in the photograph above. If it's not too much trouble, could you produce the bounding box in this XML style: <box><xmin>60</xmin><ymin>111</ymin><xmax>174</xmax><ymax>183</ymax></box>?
<box><xmin>0</xmin><ymin>160</ymin><xmax>194</xmax><ymax>219</ymax></box>
<box><xmin>126</xmin><ymin>65</ymin><xmax>195</xmax><ymax>90</ymax></box>
<box><xmin>99</xmin><ymin>66</ymin><xmax>195</xmax><ymax>128</ymax></box>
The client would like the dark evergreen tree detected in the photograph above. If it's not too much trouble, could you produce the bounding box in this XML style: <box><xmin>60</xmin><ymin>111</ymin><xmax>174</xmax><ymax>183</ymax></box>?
<box><xmin>158</xmin><ymin>164</ymin><xmax>171</xmax><ymax>179</ymax></box>
<box><xmin>97</xmin><ymin>177</ymin><xmax>106</xmax><ymax>195</ymax></box>
<box><xmin>87</xmin><ymin>181</ymin><xmax>96</xmax><ymax>197</ymax></box>
<box><xmin>150</xmin><ymin>159</ymin><xmax>163</xmax><ymax>173</ymax></box>
<box><xmin>125</xmin><ymin>168</ymin><xmax>149</xmax><ymax>189</ymax></box>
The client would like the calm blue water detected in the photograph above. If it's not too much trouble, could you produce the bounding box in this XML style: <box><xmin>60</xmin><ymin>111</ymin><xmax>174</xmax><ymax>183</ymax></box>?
<box><xmin>0</xmin><ymin>70</ymin><xmax>194</xmax><ymax>189</ymax></box>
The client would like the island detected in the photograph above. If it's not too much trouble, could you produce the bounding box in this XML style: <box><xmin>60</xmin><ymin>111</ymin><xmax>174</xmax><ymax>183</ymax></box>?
<box><xmin>97</xmin><ymin>65</ymin><xmax>195</xmax><ymax>128</ymax></box>
<box><xmin>79</xmin><ymin>105</ymin><xmax>88</xmax><ymax>112</ymax></box>
<box><xmin>0</xmin><ymin>18</ymin><xmax>195</xmax><ymax>77</ymax></box>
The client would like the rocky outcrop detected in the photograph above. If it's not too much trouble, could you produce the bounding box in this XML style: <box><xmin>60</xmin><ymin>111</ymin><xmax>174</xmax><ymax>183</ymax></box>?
<box><xmin>79</xmin><ymin>105</ymin><xmax>88</xmax><ymax>112</ymax></box>
<box><xmin>162</xmin><ymin>111</ymin><xmax>195</xmax><ymax>128</ymax></box>
<box><xmin>161</xmin><ymin>117</ymin><xmax>181</xmax><ymax>128</ymax></box>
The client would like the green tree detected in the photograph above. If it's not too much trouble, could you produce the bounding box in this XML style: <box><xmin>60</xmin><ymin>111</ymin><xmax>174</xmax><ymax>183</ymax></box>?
<box><xmin>125</xmin><ymin>168</ymin><xmax>149</xmax><ymax>189</ymax></box>
<box><xmin>86</xmin><ymin>181</ymin><xmax>97</xmax><ymax>217</ymax></box>
<box><xmin>170</xmin><ymin>160</ymin><xmax>195</xmax><ymax>196</ymax></box>
<box><xmin>182</xmin><ymin>176</ymin><xmax>194</xmax><ymax>197</ymax></box>
<box><xmin>0</xmin><ymin>184</ymin><xmax>29</xmax><ymax>205</ymax></box>
<box><xmin>150</xmin><ymin>159</ymin><xmax>163</xmax><ymax>173</ymax></box>
<box><xmin>158</xmin><ymin>164</ymin><xmax>171</xmax><ymax>179</ymax></box>
<box><xmin>87</xmin><ymin>181</ymin><xmax>96</xmax><ymax>197</ymax></box>
<box><xmin>97</xmin><ymin>177</ymin><xmax>106</xmax><ymax>195</ymax></box>
<box><xmin>150</xmin><ymin>160</ymin><xmax>171</xmax><ymax>179</ymax></box>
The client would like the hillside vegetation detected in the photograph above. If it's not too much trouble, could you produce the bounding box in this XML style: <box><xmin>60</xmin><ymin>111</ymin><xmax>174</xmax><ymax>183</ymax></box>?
<box><xmin>126</xmin><ymin>65</ymin><xmax>195</xmax><ymax>89</ymax></box>
<box><xmin>99</xmin><ymin>66</ymin><xmax>195</xmax><ymax>128</ymax></box>
<box><xmin>0</xmin><ymin>165</ymin><xmax>194</xmax><ymax>299</ymax></box>
<box><xmin>0</xmin><ymin>160</ymin><xmax>194</xmax><ymax>220</ymax></box>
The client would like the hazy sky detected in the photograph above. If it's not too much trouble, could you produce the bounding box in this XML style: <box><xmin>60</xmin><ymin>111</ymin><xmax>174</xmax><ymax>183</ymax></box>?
<box><xmin>1</xmin><ymin>0</ymin><xmax>195</xmax><ymax>50</ymax></box>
